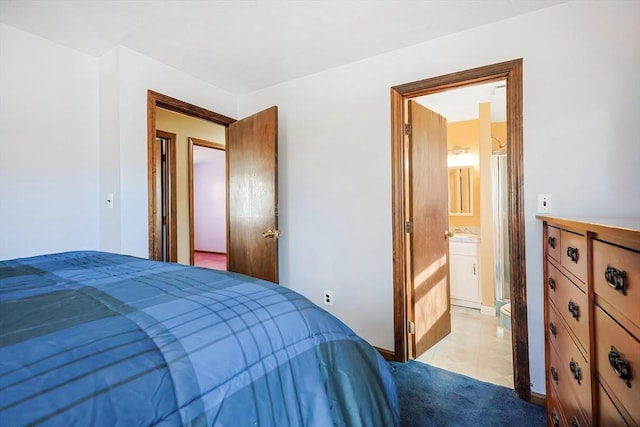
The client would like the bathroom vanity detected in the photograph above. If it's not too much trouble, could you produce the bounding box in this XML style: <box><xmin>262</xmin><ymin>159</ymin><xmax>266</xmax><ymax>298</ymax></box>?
<box><xmin>449</xmin><ymin>234</ymin><xmax>481</xmax><ymax>309</ymax></box>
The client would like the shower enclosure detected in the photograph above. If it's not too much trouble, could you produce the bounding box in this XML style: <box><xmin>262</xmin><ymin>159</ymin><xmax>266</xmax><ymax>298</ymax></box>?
<box><xmin>491</xmin><ymin>151</ymin><xmax>510</xmax><ymax>309</ymax></box>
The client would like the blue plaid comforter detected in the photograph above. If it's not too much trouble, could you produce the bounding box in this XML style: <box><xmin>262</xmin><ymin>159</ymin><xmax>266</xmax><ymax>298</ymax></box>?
<box><xmin>0</xmin><ymin>251</ymin><xmax>398</xmax><ymax>426</ymax></box>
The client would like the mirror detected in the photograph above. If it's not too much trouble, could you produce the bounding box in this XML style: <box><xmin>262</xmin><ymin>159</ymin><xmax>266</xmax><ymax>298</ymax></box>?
<box><xmin>449</xmin><ymin>166</ymin><xmax>473</xmax><ymax>215</ymax></box>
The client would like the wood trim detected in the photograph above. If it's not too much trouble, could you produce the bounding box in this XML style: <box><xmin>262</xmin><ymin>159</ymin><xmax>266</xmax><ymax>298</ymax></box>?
<box><xmin>188</xmin><ymin>138</ymin><xmax>194</xmax><ymax>265</ymax></box>
<box><xmin>390</xmin><ymin>59</ymin><xmax>531</xmax><ymax>401</ymax></box>
<box><xmin>190</xmin><ymin>137</ymin><xmax>225</xmax><ymax>151</ymax></box>
<box><xmin>147</xmin><ymin>90</ymin><xmax>236</xmax><ymax>261</ymax></box>
<box><xmin>147</xmin><ymin>92</ymin><xmax>159</xmax><ymax>260</ymax></box>
<box><xmin>148</xmin><ymin>127</ymin><xmax>177</xmax><ymax>261</ymax></box>
<box><xmin>391</xmin><ymin>88</ymin><xmax>409</xmax><ymax>362</ymax></box>
<box><xmin>157</xmin><ymin>130</ymin><xmax>177</xmax><ymax>262</ymax></box>
<box><xmin>188</xmin><ymin>137</ymin><xmax>226</xmax><ymax>265</ymax></box>
<box><xmin>530</xmin><ymin>391</ymin><xmax>546</xmax><ymax>408</ymax></box>
<box><xmin>505</xmin><ymin>59</ymin><xmax>531</xmax><ymax>402</ymax></box>
<box><xmin>149</xmin><ymin>90</ymin><xmax>236</xmax><ymax>125</ymax></box>
<box><xmin>193</xmin><ymin>250</ymin><xmax>227</xmax><ymax>255</ymax></box>
<box><xmin>375</xmin><ymin>347</ymin><xmax>395</xmax><ymax>361</ymax></box>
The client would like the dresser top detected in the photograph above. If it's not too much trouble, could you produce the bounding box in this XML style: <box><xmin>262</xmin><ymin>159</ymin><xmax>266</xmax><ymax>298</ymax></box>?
<box><xmin>536</xmin><ymin>215</ymin><xmax>640</xmax><ymax>242</ymax></box>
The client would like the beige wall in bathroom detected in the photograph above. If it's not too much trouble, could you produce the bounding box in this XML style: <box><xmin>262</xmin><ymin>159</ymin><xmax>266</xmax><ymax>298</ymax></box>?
<box><xmin>447</xmin><ymin>120</ymin><xmax>480</xmax><ymax>229</ymax></box>
<box><xmin>478</xmin><ymin>103</ymin><xmax>495</xmax><ymax>310</ymax></box>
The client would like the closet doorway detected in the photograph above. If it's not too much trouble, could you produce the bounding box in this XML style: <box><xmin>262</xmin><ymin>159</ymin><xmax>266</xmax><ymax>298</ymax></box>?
<box><xmin>390</xmin><ymin>59</ymin><xmax>533</xmax><ymax>402</ymax></box>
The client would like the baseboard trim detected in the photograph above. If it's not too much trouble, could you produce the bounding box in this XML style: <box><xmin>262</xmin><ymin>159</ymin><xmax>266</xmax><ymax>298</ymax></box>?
<box><xmin>529</xmin><ymin>391</ymin><xmax>546</xmax><ymax>407</ymax></box>
<box><xmin>194</xmin><ymin>250</ymin><xmax>227</xmax><ymax>255</ymax></box>
<box><xmin>451</xmin><ymin>298</ymin><xmax>481</xmax><ymax>309</ymax></box>
<box><xmin>480</xmin><ymin>305</ymin><xmax>496</xmax><ymax>316</ymax></box>
<box><xmin>375</xmin><ymin>347</ymin><xmax>395</xmax><ymax>361</ymax></box>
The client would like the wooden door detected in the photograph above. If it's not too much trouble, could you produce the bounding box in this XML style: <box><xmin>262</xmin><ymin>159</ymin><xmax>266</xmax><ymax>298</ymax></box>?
<box><xmin>227</xmin><ymin>106</ymin><xmax>279</xmax><ymax>283</ymax></box>
<box><xmin>408</xmin><ymin>100</ymin><xmax>451</xmax><ymax>357</ymax></box>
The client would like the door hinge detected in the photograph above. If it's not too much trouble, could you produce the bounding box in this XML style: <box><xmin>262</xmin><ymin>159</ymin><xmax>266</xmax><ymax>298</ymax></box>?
<box><xmin>405</xmin><ymin>221</ymin><xmax>414</xmax><ymax>233</ymax></box>
<box><xmin>407</xmin><ymin>320</ymin><xmax>415</xmax><ymax>334</ymax></box>
<box><xmin>404</xmin><ymin>123</ymin><xmax>412</xmax><ymax>135</ymax></box>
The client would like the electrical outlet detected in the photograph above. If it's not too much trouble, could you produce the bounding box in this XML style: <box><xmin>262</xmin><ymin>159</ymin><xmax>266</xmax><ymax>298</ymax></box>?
<box><xmin>323</xmin><ymin>290</ymin><xmax>333</xmax><ymax>306</ymax></box>
<box><xmin>537</xmin><ymin>194</ymin><xmax>552</xmax><ymax>213</ymax></box>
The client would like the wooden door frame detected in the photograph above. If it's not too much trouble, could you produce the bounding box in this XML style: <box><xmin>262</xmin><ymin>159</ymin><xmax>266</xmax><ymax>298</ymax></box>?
<box><xmin>152</xmin><ymin>129</ymin><xmax>177</xmax><ymax>261</ymax></box>
<box><xmin>188</xmin><ymin>137</ymin><xmax>226</xmax><ymax>265</ymax></box>
<box><xmin>147</xmin><ymin>90</ymin><xmax>235</xmax><ymax>261</ymax></box>
<box><xmin>390</xmin><ymin>59</ymin><xmax>532</xmax><ymax>401</ymax></box>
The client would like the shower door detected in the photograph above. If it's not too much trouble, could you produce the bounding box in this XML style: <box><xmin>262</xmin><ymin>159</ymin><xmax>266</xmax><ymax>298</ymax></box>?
<box><xmin>491</xmin><ymin>152</ymin><xmax>510</xmax><ymax>303</ymax></box>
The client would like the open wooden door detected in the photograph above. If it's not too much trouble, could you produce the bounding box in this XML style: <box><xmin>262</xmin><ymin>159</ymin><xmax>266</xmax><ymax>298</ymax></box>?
<box><xmin>408</xmin><ymin>100</ymin><xmax>451</xmax><ymax>357</ymax></box>
<box><xmin>227</xmin><ymin>106</ymin><xmax>280</xmax><ymax>283</ymax></box>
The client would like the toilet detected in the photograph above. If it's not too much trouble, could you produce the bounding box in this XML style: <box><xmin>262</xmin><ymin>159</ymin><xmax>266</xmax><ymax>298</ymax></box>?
<box><xmin>500</xmin><ymin>302</ymin><xmax>512</xmax><ymax>330</ymax></box>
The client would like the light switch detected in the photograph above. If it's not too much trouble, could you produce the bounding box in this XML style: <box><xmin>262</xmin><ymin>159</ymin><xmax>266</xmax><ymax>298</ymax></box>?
<box><xmin>537</xmin><ymin>194</ymin><xmax>552</xmax><ymax>213</ymax></box>
<box><xmin>107</xmin><ymin>193</ymin><xmax>114</xmax><ymax>209</ymax></box>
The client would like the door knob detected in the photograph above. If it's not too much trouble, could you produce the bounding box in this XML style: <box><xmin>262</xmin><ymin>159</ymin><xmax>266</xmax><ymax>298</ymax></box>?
<box><xmin>445</xmin><ymin>230</ymin><xmax>454</xmax><ymax>238</ymax></box>
<box><xmin>262</xmin><ymin>229</ymin><xmax>281</xmax><ymax>239</ymax></box>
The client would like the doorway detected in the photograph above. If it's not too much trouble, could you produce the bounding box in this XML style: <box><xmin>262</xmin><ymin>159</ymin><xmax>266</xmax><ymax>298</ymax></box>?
<box><xmin>413</xmin><ymin>82</ymin><xmax>513</xmax><ymax>388</ymax></box>
<box><xmin>147</xmin><ymin>91</ymin><xmax>280</xmax><ymax>283</ymax></box>
<box><xmin>147</xmin><ymin>91</ymin><xmax>235</xmax><ymax>262</ymax></box>
<box><xmin>189</xmin><ymin>138</ymin><xmax>227</xmax><ymax>269</ymax></box>
<box><xmin>390</xmin><ymin>59</ymin><xmax>532</xmax><ymax>401</ymax></box>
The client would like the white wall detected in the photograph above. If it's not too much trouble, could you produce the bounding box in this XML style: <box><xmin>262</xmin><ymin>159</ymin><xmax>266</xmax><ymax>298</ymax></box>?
<box><xmin>0</xmin><ymin>24</ymin><xmax>99</xmax><ymax>259</ymax></box>
<box><xmin>238</xmin><ymin>0</ymin><xmax>640</xmax><ymax>394</ymax></box>
<box><xmin>99</xmin><ymin>47</ymin><xmax>237</xmax><ymax>258</ymax></box>
<box><xmin>194</xmin><ymin>149</ymin><xmax>226</xmax><ymax>253</ymax></box>
<box><xmin>99</xmin><ymin>49</ymin><xmax>121</xmax><ymax>253</ymax></box>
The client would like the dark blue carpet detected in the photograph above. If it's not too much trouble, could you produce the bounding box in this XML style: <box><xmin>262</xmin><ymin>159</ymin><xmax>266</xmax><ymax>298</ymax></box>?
<box><xmin>388</xmin><ymin>361</ymin><xmax>545</xmax><ymax>427</ymax></box>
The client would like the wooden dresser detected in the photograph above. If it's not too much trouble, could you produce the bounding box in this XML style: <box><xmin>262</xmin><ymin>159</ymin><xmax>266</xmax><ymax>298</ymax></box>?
<box><xmin>537</xmin><ymin>216</ymin><xmax>640</xmax><ymax>427</ymax></box>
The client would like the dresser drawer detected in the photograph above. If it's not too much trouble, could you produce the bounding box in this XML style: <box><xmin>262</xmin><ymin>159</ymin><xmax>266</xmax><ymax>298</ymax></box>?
<box><xmin>561</xmin><ymin>230</ymin><xmax>588</xmax><ymax>284</ymax></box>
<box><xmin>547</xmin><ymin>262</ymin><xmax>590</xmax><ymax>355</ymax></box>
<box><xmin>539</xmin><ymin>216</ymin><xmax>640</xmax><ymax>427</ymax></box>
<box><xmin>548</xmin><ymin>350</ymin><xmax>590</xmax><ymax>427</ymax></box>
<box><xmin>596</xmin><ymin>383</ymin><xmax>631</xmax><ymax>427</ymax></box>
<box><xmin>548</xmin><ymin>303</ymin><xmax>577</xmax><ymax>365</ymax></box>
<box><xmin>594</xmin><ymin>306</ymin><xmax>640</xmax><ymax>423</ymax></box>
<box><xmin>593</xmin><ymin>239</ymin><xmax>640</xmax><ymax>333</ymax></box>
<box><xmin>547</xmin><ymin>225</ymin><xmax>562</xmax><ymax>263</ymax></box>
<box><xmin>547</xmin><ymin>383</ymin><xmax>569</xmax><ymax>427</ymax></box>
<box><xmin>548</xmin><ymin>338</ymin><xmax>592</xmax><ymax>420</ymax></box>
<box><xmin>547</xmin><ymin>384</ymin><xmax>567</xmax><ymax>427</ymax></box>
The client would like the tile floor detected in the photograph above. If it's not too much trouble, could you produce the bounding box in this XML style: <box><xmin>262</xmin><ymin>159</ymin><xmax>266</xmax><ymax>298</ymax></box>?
<box><xmin>416</xmin><ymin>304</ymin><xmax>514</xmax><ymax>388</ymax></box>
<box><xmin>194</xmin><ymin>251</ymin><xmax>227</xmax><ymax>270</ymax></box>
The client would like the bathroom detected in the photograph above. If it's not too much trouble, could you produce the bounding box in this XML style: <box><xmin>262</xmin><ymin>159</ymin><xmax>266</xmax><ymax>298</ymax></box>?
<box><xmin>415</xmin><ymin>81</ymin><xmax>513</xmax><ymax>387</ymax></box>
<box><xmin>446</xmin><ymin>102</ymin><xmax>511</xmax><ymax>325</ymax></box>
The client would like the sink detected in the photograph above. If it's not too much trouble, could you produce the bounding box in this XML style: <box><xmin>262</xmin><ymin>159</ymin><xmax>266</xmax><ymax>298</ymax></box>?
<box><xmin>450</xmin><ymin>233</ymin><xmax>480</xmax><ymax>242</ymax></box>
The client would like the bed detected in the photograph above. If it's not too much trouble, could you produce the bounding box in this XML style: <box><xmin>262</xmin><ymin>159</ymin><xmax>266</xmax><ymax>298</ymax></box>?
<box><xmin>0</xmin><ymin>251</ymin><xmax>398</xmax><ymax>426</ymax></box>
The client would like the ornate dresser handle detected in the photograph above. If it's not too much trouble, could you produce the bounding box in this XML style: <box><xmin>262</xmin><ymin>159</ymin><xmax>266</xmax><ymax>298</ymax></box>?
<box><xmin>609</xmin><ymin>346</ymin><xmax>632</xmax><ymax>388</ymax></box>
<box><xmin>605</xmin><ymin>266</ymin><xmax>627</xmax><ymax>295</ymax></box>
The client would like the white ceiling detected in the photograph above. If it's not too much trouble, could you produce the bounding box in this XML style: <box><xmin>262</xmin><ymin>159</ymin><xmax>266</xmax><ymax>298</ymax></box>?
<box><xmin>416</xmin><ymin>80</ymin><xmax>506</xmax><ymax>122</ymax></box>
<box><xmin>0</xmin><ymin>0</ymin><xmax>566</xmax><ymax>95</ymax></box>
